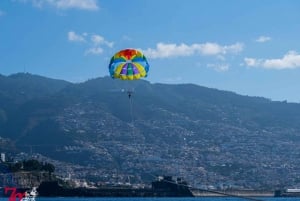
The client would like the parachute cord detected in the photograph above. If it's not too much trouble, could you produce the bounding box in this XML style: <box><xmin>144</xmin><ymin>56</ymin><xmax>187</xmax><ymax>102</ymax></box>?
<box><xmin>128</xmin><ymin>91</ymin><xmax>135</xmax><ymax>137</ymax></box>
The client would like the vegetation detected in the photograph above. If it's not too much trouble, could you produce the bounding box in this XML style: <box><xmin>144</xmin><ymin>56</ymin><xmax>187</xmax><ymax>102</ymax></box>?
<box><xmin>7</xmin><ymin>159</ymin><xmax>55</xmax><ymax>173</ymax></box>
<box><xmin>1</xmin><ymin>73</ymin><xmax>300</xmax><ymax>188</ymax></box>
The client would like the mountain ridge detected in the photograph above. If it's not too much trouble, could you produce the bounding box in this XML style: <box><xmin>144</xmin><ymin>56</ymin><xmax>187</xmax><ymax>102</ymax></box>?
<box><xmin>1</xmin><ymin>72</ymin><xmax>300</xmax><ymax>189</ymax></box>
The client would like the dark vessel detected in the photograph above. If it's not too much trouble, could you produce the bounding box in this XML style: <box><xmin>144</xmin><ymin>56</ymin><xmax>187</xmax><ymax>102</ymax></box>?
<box><xmin>151</xmin><ymin>176</ymin><xmax>193</xmax><ymax>197</ymax></box>
<box><xmin>274</xmin><ymin>188</ymin><xmax>300</xmax><ymax>197</ymax></box>
<box><xmin>37</xmin><ymin>176</ymin><xmax>194</xmax><ymax>197</ymax></box>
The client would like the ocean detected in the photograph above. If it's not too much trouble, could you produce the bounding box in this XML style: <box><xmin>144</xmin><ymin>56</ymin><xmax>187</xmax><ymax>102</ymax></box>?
<box><xmin>0</xmin><ymin>198</ymin><xmax>298</xmax><ymax>201</ymax></box>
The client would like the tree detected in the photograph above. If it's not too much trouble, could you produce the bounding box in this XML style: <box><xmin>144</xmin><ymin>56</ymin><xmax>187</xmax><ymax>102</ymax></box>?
<box><xmin>43</xmin><ymin>162</ymin><xmax>55</xmax><ymax>173</ymax></box>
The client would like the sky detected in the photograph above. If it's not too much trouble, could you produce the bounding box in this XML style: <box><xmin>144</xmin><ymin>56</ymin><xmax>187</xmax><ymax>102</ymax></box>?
<box><xmin>1</xmin><ymin>0</ymin><xmax>300</xmax><ymax>102</ymax></box>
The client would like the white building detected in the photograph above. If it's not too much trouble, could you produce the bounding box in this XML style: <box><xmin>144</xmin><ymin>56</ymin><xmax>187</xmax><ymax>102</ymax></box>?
<box><xmin>0</xmin><ymin>153</ymin><xmax>5</xmax><ymax>162</ymax></box>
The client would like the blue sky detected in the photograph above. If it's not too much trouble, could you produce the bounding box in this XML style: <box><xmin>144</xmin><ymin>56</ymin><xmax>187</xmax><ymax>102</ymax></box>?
<box><xmin>1</xmin><ymin>0</ymin><xmax>300</xmax><ymax>102</ymax></box>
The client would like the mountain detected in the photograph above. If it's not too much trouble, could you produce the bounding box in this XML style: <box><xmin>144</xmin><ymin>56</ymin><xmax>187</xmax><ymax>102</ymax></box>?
<box><xmin>1</xmin><ymin>73</ymin><xmax>300</xmax><ymax>189</ymax></box>
<box><xmin>0</xmin><ymin>73</ymin><xmax>70</xmax><ymax>104</ymax></box>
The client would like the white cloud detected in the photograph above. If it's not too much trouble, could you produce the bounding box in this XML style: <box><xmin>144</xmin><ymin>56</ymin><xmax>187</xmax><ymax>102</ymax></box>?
<box><xmin>143</xmin><ymin>42</ymin><xmax>243</xmax><ymax>59</ymax></box>
<box><xmin>143</xmin><ymin>43</ymin><xmax>193</xmax><ymax>58</ymax></box>
<box><xmin>244</xmin><ymin>58</ymin><xmax>259</xmax><ymax>67</ymax></box>
<box><xmin>91</xmin><ymin>34</ymin><xmax>114</xmax><ymax>48</ymax></box>
<box><xmin>244</xmin><ymin>51</ymin><xmax>300</xmax><ymax>69</ymax></box>
<box><xmin>91</xmin><ymin>34</ymin><xmax>104</xmax><ymax>44</ymax></box>
<box><xmin>55</xmin><ymin>0</ymin><xmax>98</xmax><ymax>10</ymax></box>
<box><xmin>196</xmin><ymin>43</ymin><xmax>223</xmax><ymax>55</ymax></box>
<box><xmin>16</xmin><ymin>0</ymin><xmax>99</xmax><ymax>10</ymax></box>
<box><xmin>255</xmin><ymin>36</ymin><xmax>271</xmax><ymax>43</ymax></box>
<box><xmin>68</xmin><ymin>31</ymin><xmax>86</xmax><ymax>42</ymax></box>
<box><xmin>68</xmin><ymin>31</ymin><xmax>113</xmax><ymax>56</ymax></box>
<box><xmin>85</xmin><ymin>47</ymin><xmax>103</xmax><ymax>55</ymax></box>
<box><xmin>207</xmin><ymin>63</ymin><xmax>230</xmax><ymax>72</ymax></box>
<box><xmin>224</xmin><ymin>43</ymin><xmax>244</xmax><ymax>53</ymax></box>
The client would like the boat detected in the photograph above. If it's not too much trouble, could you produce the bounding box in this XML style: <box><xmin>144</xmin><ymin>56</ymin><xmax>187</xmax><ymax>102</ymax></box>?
<box><xmin>21</xmin><ymin>187</ymin><xmax>38</xmax><ymax>201</ymax></box>
<box><xmin>37</xmin><ymin>176</ymin><xmax>194</xmax><ymax>197</ymax></box>
<box><xmin>274</xmin><ymin>188</ymin><xmax>300</xmax><ymax>197</ymax></box>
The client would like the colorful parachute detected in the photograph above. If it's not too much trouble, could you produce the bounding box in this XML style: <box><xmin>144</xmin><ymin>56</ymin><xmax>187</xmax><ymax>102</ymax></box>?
<box><xmin>108</xmin><ymin>49</ymin><xmax>149</xmax><ymax>80</ymax></box>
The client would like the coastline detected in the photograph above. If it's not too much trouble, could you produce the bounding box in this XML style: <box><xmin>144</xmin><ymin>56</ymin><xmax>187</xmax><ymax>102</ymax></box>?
<box><xmin>191</xmin><ymin>189</ymin><xmax>274</xmax><ymax>197</ymax></box>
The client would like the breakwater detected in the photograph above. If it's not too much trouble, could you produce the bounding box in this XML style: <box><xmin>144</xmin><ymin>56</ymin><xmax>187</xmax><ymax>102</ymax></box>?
<box><xmin>192</xmin><ymin>189</ymin><xmax>273</xmax><ymax>197</ymax></box>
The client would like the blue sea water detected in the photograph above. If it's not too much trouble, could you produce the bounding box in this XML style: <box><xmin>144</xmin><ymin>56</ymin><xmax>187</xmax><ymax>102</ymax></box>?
<box><xmin>0</xmin><ymin>198</ymin><xmax>298</xmax><ymax>201</ymax></box>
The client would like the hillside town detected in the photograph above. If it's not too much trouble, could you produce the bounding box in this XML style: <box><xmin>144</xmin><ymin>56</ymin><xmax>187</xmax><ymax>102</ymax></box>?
<box><xmin>1</xmin><ymin>121</ymin><xmax>300</xmax><ymax>191</ymax></box>
<box><xmin>1</xmin><ymin>75</ymin><xmax>300</xmax><ymax>192</ymax></box>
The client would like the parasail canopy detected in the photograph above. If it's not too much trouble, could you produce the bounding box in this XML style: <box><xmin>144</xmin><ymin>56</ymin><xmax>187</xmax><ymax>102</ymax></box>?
<box><xmin>108</xmin><ymin>49</ymin><xmax>149</xmax><ymax>80</ymax></box>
